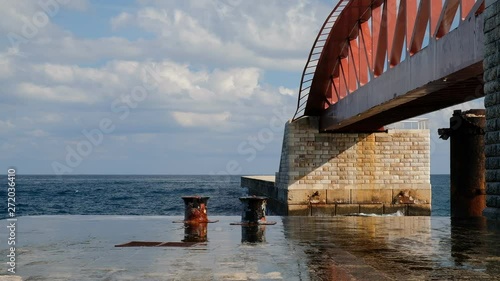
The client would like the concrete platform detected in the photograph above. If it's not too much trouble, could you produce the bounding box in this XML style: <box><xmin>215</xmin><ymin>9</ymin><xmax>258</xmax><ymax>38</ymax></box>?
<box><xmin>241</xmin><ymin>176</ymin><xmax>275</xmax><ymax>182</ymax></box>
<box><xmin>1</xmin><ymin>216</ymin><xmax>500</xmax><ymax>280</ymax></box>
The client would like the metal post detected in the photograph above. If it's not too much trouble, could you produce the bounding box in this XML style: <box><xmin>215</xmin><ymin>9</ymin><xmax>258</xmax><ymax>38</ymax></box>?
<box><xmin>241</xmin><ymin>225</ymin><xmax>266</xmax><ymax>243</ymax></box>
<box><xmin>183</xmin><ymin>223</ymin><xmax>208</xmax><ymax>242</ymax></box>
<box><xmin>438</xmin><ymin>109</ymin><xmax>486</xmax><ymax>217</ymax></box>
<box><xmin>230</xmin><ymin>196</ymin><xmax>276</xmax><ymax>226</ymax></box>
<box><xmin>181</xmin><ymin>196</ymin><xmax>210</xmax><ymax>223</ymax></box>
<box><xmin>239</xmin><ymin>196</ymin><xmax>268</xmax><ymax>224</ymax></box>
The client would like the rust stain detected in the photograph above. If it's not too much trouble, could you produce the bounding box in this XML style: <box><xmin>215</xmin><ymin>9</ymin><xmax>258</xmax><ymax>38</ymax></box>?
<box><xmin>182</xmin><ymin>196</ymin><xmax>211</xmax><ymax>223</ymax></box>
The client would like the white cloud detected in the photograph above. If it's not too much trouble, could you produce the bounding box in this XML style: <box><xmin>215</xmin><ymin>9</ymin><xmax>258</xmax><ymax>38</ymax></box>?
<box><xmin>0</xmin><ymin>120</ymin><xmax>15</xmax><ymax>130</ymax></box>
<box><xmin>0</xmin><ymin>142</ymin><xmax>16</xmax><ymax>151</ymax></box>
<box><xmin>2</xmin><ymin>52</ymin><xmax>293</xmax><ymax>114</ymax></box>
<box><xmin>208</xmin><ymin>68</ymin><xmax>260</xmax><ymax>99</ymax></box>
<box><xmin>110</xmin><ymin>135</ymin><xmax>128</xmax><ymax>142</ymax></box>
<box><xmin>17</xmin><ymin>82</ymin><xmax>95</xmax><ymax>104</ymax></box>
<box><xmin>155</xmin><ymin>61</ymin><xmax>204</xmax><ymax>93</ymax></box>
<box><xmin>279</xmin><ymin>86</ymin><xmax>295</xmax><ymax>96</ymax></box>
<box><xmin>234</xmin><ymin>0</ymin><xmax>318</xmax><ymax>53</ymax></box>
<box><xmin>146</xmin><ymin>62</ymin><xmax>290</xmax><ymax>111</ymax></box>
<box><xmin>0</xmin><ymin>0</ymin><xmax>337</xmax><ymax>174</ymax></box>
<box><xmin>65</xmin><ymin>0</ymin><xmax>89</xmax><ymax>11</ymax></box>
<box><xmin>3</xmin><ymin>55</ymin><xmax>295</xmax><ymax>139</ymax></box>
<box><xmin>18</xmin><ymin>113</ymin><xmax>63</xmax><ymax>125</ymax></box>
<box><xmin>54</xmin><ymin>36</ymin><xmax>144</xmax><ymax>61</ymax></box>
<box><xmin>104</xmin><ymin>1</ymin><xmax>330</xmax><ymax>71</ymax></box>
<box><xmin>69</xmin><ymin>61</ymin><xmax>126</xmax><ymax>86</ymax></box>
<box><xmin>110</xmin><ymin>12</ymin><xmax>133</xmax><ymax>30</ymax></box>
<box><xmin>172</xmin><ymin>10</ymin><xmax>222</xmax><ymax>47</ymax></box>
<box><xmin>26</xmin><ymin>129</ymin><xmax>49</xmax><ymax>137</ymax></box>
<box><xmin>33</xmin><ymin>64</ymin><xmax>76</xmax><ymax>83</ymax></box>
<box><xmin>0</xmin><ymin>0</ymin><xmax>331</xmax><ymax>73</ymax></box>
<box><xmin>0</xmin><ymin>0</ymin><xmax>89</xmax><ymax>51</ymax></box>
<box><xmin>171</xmin><ymin>111</ymin><xmax>232</xmax><ymax>129</ymax></box>
<box><xmin>40</xmin><ymin>113</ymin><xmax>63</xmax><ymax>123</ymax></box>
<box><xmin>0</xmin><ymin>54</ymin><xmax>13</xmax><ymax>78</ymax></box>
<box><xmin>130</xmin><ymin>133</ymin><xmax>156</xmax><ymax>144</ymax></box>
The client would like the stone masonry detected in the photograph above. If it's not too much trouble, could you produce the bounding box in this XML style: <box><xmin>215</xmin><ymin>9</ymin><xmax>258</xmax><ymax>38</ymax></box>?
<box><xmin>484</xmin><ymin>0</ymin><xmax>500</xmax><ymax>220</ymax></box>
<box><xmin>244</xmin><ymin>116</ymin><xmax>431</xmax><ymax>216</ymax></box>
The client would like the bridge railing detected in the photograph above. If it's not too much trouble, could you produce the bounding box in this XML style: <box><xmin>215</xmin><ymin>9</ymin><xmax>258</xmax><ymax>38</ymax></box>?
<box><xmin>292</xmin><ymin>0</ymin><xmax>350</xmax><ymax>121</ymax></box>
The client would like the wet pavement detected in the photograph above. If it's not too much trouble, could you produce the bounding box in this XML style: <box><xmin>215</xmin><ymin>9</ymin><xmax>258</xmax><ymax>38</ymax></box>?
<box><xmin>0</xmin><ymin>216</ymin><xmax>499</xmax><ymax>280</ymax></box>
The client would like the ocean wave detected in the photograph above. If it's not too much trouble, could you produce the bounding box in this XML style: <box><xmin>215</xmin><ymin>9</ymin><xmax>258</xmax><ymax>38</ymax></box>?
<box><xmin>345</xmin><ymin>210</ymin><xmax>405</xmax><ymax>217</ymax></box>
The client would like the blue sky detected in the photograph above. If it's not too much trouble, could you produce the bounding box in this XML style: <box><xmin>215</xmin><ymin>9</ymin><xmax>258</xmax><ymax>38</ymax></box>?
<box><xmin>0</xmin><ymin>0</ymin><xmax>483</xmax><ymax>175</ymax></box>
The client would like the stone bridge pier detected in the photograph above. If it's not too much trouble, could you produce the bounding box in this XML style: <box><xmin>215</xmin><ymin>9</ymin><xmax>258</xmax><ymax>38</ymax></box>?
<box><xmin>484</xmin><ymin>0</ymin><xmax>500</xmax><ymax>220</ymax></box>
<box><xmin>243</xmin><ymin>117</ymin><xmax>431</xmax><ymax>216</ymax></box>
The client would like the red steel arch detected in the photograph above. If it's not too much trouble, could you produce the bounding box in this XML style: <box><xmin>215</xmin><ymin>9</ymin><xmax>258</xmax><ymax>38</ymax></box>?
<box><xmin>293</xmin><ymin>0</ymin><xmax>486</xmax><ymax>121</ymax></box>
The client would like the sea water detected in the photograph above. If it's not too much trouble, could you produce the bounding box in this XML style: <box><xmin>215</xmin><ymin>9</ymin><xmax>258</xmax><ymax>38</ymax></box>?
<box><xmin>0</xmin><ymin>174</ymin><xmax>450</xmax><ymax>218</ymax></box>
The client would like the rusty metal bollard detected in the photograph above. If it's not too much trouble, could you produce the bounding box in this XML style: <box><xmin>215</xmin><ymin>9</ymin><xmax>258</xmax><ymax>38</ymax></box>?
<box><xmin>231</xmin><ymin>196</ymin><xmax>274</xmax><ymax>243</ymax></box>
<box><xmin>173</xmin><ymin>196</ymin><xmax>218</xmax><ymax>224</ymax></box>
<box><xmin>182</xmin><ymin>223</ymin><xmax>208</xmax><ymax>242</ymax></box>
<box><xmin>240</xmin><ymin>196</ymin><xmax>268</xmax><ymax>223</ymax></box>
<box><xmin>182</xmin><ymin>196</ymin><xmax>210</xmax><ymax>223</ymax></box>
<box><xmin>231</xmin><ymin>196</ymin><xmax>276</xmax><ymax>226</ymax></box>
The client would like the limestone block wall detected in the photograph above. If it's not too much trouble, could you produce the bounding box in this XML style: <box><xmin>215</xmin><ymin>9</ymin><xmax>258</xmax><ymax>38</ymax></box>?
<box><xmin>274</xmin><ymin>117</ymin><xmax>431</xmax><ymax>216</ymax></box>
<box><xmin>484</xmin><ymin>0</ymin><xmax>500</xmax><ymax>220</ymax></box>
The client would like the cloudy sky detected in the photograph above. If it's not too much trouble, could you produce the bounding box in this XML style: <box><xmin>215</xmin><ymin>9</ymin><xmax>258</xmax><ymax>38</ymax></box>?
<box><xmin>1</xmin><ymin>0</ymin><xmax>483</xmax><ymax>175</ymax></box>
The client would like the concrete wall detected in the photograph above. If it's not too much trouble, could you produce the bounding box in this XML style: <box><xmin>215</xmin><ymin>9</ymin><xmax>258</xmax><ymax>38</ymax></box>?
<box><xmin>484</xmin><ymin>0</ymin><xmax>500</xmax><ymax>220</ymax></box>
<box><xmin>244</xmin><ymin>117</ymin><xmax>431</xmax><ymax>216</ymax></box>
<box><xmin>241</xmin><ymin>176</ymin><xmax>287</xmax><ymax>215</ymax></box>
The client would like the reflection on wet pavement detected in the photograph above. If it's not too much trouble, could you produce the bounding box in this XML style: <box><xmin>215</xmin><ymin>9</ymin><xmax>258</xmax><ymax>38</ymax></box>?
<box><xmin>283</xmin><ymin>216</ymin><xmax>500</xmax><ymax>280</ymax></box>
<box><xmin>241</xmin><ymin>225</ymin><xmax>266</xmax><ymax>243</ymax></box>
<box><xmin>0</xmin><ymin>216</ymin><xmax>499</xmax><ymax>280</ymax></box>
<box><xmin>183</xmin><ymin>222</ymin><xmax>208</xmax><ymax>242</ymax></box>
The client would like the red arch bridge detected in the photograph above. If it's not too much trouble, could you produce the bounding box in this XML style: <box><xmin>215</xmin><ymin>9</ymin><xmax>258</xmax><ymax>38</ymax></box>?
<box><xmin>293</xmin><ymin>0</ymin><xmax>486</xmax><ymax>132</ymax></box>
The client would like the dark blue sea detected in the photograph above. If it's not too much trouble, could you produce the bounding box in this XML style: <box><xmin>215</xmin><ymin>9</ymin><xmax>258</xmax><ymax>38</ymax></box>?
<box><xmin>1</xmin><ymin>175</ymin><xmax>450</xmax><ymax>218</ymax></box>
